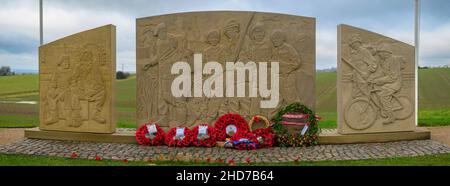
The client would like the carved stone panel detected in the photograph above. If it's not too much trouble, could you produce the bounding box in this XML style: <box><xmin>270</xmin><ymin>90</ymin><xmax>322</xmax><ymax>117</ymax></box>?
<box><xmin>39</xmin><ymin>25</ymin><xmax>116</xmax><ymax>133</ymax></box>
<box><xmin>337</xmin><ymin>24</ymin><xmax>415</xmax><ymax>134</ymax></box>
<box><xmin>136</xmin><ymin>11</ymin><xmax>315</xmax><ymax>129</ymax></box>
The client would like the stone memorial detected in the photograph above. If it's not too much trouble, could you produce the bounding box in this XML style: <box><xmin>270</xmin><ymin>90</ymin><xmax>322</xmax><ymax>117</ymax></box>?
<box><xmin>39</xmin><ymin>25</ymin><xmax>116</xmax><ymax>133</ymax></box>
<box><xmin>136</xmin><ymin>11</ymin><xmax>315</xmax><ymax>129</ymax></box>
<box><xmin>337</xmin><ymin>24</ymin><xmax>415</xmax><ymax>134</ymax></box>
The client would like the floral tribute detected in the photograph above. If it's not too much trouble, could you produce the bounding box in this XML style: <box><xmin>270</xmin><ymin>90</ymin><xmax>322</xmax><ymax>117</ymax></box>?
<box><xmin>135</xmin><ymin>122</ymin><xmax>165</xmax><ymax>146</ymax></box>
<box><xmin>191</xmin><ymin>124</ymin><xmax>218</xmax><ymax>147</ymax></box>
<box><xmin>249</xmin><ymin>115</ymin><xmax>271</xmax><ymax>130</ymax></box>
<box><xmin>271</xmin><ymin>102</ymin><xmax>320</xmax><ymax>147</ymax></box>
<box><xmin>165</xmin><ymin>127</ymin><xmax>193</xmax><ymax>147</ymax></box>
<box><xmin>253</xmin><ymin>128</ymin><xmax>275</xmax><ymax>148</ymax></box>
<box><xmin>230</xmin><ymin>131</ymin><xmax>258</xmax><ymax>150</ymax></box>
<box><xmin>134</xmin><ymin>103</ymin><xmax>320</xmax><ymax>150</ymax></box>
<box><xmin>214</xmin><ymin>113</ymin><xmax>249</xmax><ymax>141</ymax></box>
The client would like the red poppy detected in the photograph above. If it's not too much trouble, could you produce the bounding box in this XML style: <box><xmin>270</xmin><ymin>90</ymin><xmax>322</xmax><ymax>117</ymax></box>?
<box><xmin>231</xmin><ymin>131</ymin><xmax>258</xmax><ymax>150</ymax></box>
<box><xmin>253</xmin><ymin>128</ymin><xmax>275</xmax><ymax>148</ymax></box>
<box><xmin>214</xmin><ymin>113</ymin><xmax>249</xmax><ymax>141</ymax></box>
<box><xmin>228</xmin><ymin>159</ymin><xmax>236</xmax><ymax>166</ymax></box>
<box><xmin>136</xmin><ymin>123</ymin><xmax>165</xmax><ymax>146</ymax></box>
<box><xmin>95</xmin><ymin>155</ymin><xmax>102</xmax><ymax>161</ymax></box>
<box><xmin>165</xmin><ymin>127</ymin><xmax>193</xmax><ymax>147</ymax></box>
<box><xmin>191</xmin><ymin>124</ymin><xmax>218</xmax><ymax>147</ymax></box>
<box><xmin>122</xmin><ymin>159</ymin><xmax>129</xmax><ymax>163</ymax></box>
<box><xmin>216</xmin><ymin>158</ymin><xmax>224</xmax><ymax>163</ymax></box>
<box><xmin>71</xmin><ymin>152</ymin><xmax>78</xmax><ymax>159</ymax></box>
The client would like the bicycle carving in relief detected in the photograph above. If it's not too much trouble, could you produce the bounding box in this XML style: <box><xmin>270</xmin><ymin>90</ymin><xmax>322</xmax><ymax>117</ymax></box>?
<box><xmin>341</xmin><ymin>34</ymin><xmax>413</xmax><ymax>130</ymax></box>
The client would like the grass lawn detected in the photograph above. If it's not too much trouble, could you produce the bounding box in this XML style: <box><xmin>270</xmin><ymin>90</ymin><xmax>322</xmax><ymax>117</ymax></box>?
<box><xmin>0</xmin><ymin>75</ymin><xmax>38</xmax><ymax>97</ymax></box>
<box><xmin>1</xmin><ymin>153</ymin><xmax>450</xmax><ymax>166</ymax></box>
<box><xmin>317</xmin><ymin>109</ymin><xmax>450</xmax><ymax>129</ymax></box>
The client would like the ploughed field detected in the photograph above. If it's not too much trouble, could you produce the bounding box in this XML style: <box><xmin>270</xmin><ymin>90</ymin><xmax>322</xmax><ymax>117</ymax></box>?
<box><xmin>1</xmin><ymin>68</ymin><xmax>449</xmax><ymax>128</ymax></box>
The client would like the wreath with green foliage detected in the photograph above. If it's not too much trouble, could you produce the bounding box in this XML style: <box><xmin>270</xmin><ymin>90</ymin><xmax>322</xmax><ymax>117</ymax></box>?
<box><xmin>271</xmin><ymin>102</ymin><xmax>320</xmax><ymax>147</ymax></box>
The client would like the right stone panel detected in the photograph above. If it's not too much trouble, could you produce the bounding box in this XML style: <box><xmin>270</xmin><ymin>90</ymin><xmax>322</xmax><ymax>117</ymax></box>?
<box><xmin>337</xmin><ymin>24</ymin><xmax>415</xmax><ymax>134</ymax></box>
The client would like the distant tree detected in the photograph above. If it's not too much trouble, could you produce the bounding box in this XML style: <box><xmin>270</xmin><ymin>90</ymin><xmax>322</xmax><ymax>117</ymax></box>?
<box><xmin>116</xmin><ymin>71</ymin><xmax>130</xmax><ymax>80</ymax></box>
<box><xmin>0</xmin><ymin>66</ymin><xmax>13</xmax><ymax>76</ymax></box>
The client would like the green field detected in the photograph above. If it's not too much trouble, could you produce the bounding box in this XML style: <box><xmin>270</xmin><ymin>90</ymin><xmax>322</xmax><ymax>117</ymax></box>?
<box><xmin>1</xmin><ymin>68</ymin><xmax>450</xmax><ymax>128</ymax></box>
<box><xmin>1</xmin><ymin>153</ymin><xmax>450</xmax><ymax>166</ymax></box>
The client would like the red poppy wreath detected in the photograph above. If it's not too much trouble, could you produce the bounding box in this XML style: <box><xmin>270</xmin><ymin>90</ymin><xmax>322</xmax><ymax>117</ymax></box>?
<box><xmin>253</xmin><ymin>128</ymin><xmax>275</xmax><ymax>148</ymax></box>
<box><xmin>191</xmin><ymin>124</ymin><xmax>218</xmax><ymax>147</ymax></box>
<box><xmin>135</xmin><ymin>123</ymin><xmax>165</xmax><ymax>146</ymax></box>
<box><xmin>165</xmin><ymin>127</ymin><xmax>193</xmax><ymax>147</ymax></box>
<box><xmin>214</xmin><ymin>113</ymin><xmax>249</xmax><ymax>141</ymax></box>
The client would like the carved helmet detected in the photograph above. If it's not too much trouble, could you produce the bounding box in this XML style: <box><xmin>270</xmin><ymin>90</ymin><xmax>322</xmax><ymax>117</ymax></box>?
<box><xmin>224</xmin><ymin>20</ymin><xmax>240</xmax><ymax>32</ymax></box>
<box><xmin>250</xmin><ymin>23</ymin><xmax>265</xmax><ymax>40</ymax></box>
<box><xmin>153</xmin><ymin>23</ymin><xmax>167</xmax><ymax>37</ymax></box>
<box><xmin>375</xmin><ymin>43</ymin><xmax>393</xmax><ymax>54</ymax></box>
<box><xmin>348</xmin><ymin>34</ymin><xmax>362</xmax><ymax>45</ymax></box>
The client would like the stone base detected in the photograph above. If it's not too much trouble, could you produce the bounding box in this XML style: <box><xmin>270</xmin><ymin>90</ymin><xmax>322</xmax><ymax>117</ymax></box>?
<box><xmin>318</xmin><ymin>128</ymin><xmax>431</xmax><ymax>144</ymax></box>
<box><xmin>25</xmin><ymin>128</ymin><xmax>136</xmax><ymax>144</ymax></box>
<box><xmin>25</xmin><ymin>127</ymin><xmax>431</xmax><ymax>145</ymax></box>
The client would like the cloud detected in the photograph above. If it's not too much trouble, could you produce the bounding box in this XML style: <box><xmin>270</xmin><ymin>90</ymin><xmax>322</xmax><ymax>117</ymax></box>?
<box><xmin>316</xmin><ymin>30</ymin><xmax>337</xmax><ymax>69</ymax></box>
<box><xmin>0</xmin><ymin>51</ymin><xmax>37</xmax><ymax>70</ymax></box>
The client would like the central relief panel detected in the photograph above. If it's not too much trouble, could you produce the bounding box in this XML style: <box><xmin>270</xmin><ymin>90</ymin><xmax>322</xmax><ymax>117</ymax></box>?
<box><xmin>136</xmin><ymin>11</ymin><xmax>315</xmax><ymax>129</ymax></box>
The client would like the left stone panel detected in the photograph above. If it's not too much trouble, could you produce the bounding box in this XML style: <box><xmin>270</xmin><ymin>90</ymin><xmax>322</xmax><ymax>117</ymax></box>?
<box><xmin>39</xmin><ymin>25</ymin><xmax>116</xmax><ymax>133</ymax></box>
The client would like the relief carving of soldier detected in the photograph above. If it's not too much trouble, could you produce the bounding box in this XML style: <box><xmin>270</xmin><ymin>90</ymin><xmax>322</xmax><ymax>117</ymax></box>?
<box><xmin>370</xmin><ymin>43</ymin><xmax>404</xmax><ymax>124</ymax></box>
<box><xmin>342</xmin><ymin>37</ymin><xmax>411</xmax><ymax>129</ymax></box>
<box><xmin>243</xmin><ymin>23</ymin><xmax>272</xmax><ymax>116</ymax></box>
<box><xmin>222</xmin><ymin>20</ymin><xmax>242</xmax><ymax>115</ymax></box>
<box><xmin>72</xmin><ymin>46</ymin><xmax>107</xmax><ymax>126</ymax></box>
<box><xmin>45</xmin><ymin>44</ymin><xmax>107</xmax><ymax>128</ymax></box>
<box><xmin>203</xmin><ymin>30</ymin><xmax>226</xmax><ymax>122</ymax></box>
<box><xmin>223</xmin><ymin>20</ymin><xmax>241</xmax><ymax>61</ymax></box>
<box><xmin>270</xmin><ymin>29</ymin><xmax>302</xmax><ymax>106</ymax></box>
<box><xmin>44</xmin><ymin>55</ymin><xmax>72</xmax><ymax>125</ymax></box>
<box><xmin>343</xmin><ymin>34</ymin><xmax>378</xmax><ymax>99</ymax></box>
<box><xmin>142</xmin><ymin>22</ymin><xmax>190</xmax><ymax>126</ymax></box>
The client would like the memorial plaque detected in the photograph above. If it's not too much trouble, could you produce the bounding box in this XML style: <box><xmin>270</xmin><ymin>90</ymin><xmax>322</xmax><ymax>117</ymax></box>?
<box><xmin>39</xmin><ymin>25</ymin><xmax>116</xmax><ymax>133</ymax></box>
<box><xmin>337</xmin><ymin>24</ymin><xmax>415</xmax><ymax>134</ymax></box>
<box><xmin>136</xmin><ymin>11</ymin><xmax>315</xmax><ymax>129</ymax></box>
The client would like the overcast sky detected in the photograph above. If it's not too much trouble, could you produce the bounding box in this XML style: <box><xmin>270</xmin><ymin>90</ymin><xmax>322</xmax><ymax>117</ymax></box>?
<box><xmin>0</xmin><ymin>0</ymin><xmax>449</xmax><ymax>71</ymax></box>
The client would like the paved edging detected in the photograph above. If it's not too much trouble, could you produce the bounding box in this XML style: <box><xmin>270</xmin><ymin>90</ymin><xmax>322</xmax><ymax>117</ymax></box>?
<box><xmin>1</xmin><ymin>139</ymin><xmax>449</xmax><ymax>163</ymax></box>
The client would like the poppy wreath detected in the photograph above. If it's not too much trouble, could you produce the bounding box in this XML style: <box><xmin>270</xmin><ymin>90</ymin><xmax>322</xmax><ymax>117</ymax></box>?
<box><xmin>230</xmin><ymin>131</ymin><xmax>258</xmax><ymax>150</ymax></box>
<box><xmin>135</xmin><ymin>123</ymin><xmax>165</xmax><ymax>146</ymax></box>
<box><xmin>165</xmin><ymin>127</ymin><xmax>193</xmax><ymax>147</ymax></box>
<box><xmin>214</xmin><ymin>113</ymin><xmax>249</xmax><ymax>141</ymax></box>
<box><xmin>271</xmin><ymin>102</ymin><xmax>320</xmax><ymax>147</ymax></box>
<box><xmin>253</xmin><ymin>128</ymin><xmax>275</xmax><ymax>148</ymax></box>
<box><xmin>191</xmin><ymin>124</ymin><xmax>218</xmax><ymax>147</ymax></box>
